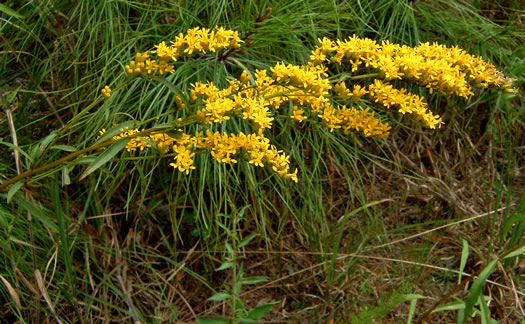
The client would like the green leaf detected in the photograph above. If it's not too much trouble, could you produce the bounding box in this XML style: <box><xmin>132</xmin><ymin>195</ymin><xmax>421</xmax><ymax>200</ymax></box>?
<box><xmin>207</xmin><ymin>292</ymin><xmax>230</xmax><ymax>302</ymax></box>
<box><xmin>0</xmin><ymin>3</ymin><xmax>24</xmax><ymax>18</ymax></box>
<box><xmin>40</xmin><ymin>132</ymin><xmax>59</xmax><ymax>149</ymax></box>
<box><xmin>79</xmin><ymin>139</ymin><xmax>128</xmax><ymax>180</ymax></box>
<box><xmin>29</xmin><ymin>132</ymin><xmax>58</xmax><ymax>161</ymax></box>
<box><xmin>433</xmin><ymin>300</ymin><xmax>465</xmax><ymax>312</ymax></box>
<box><xmin>240</xmin><ymin>276</ymin><xmax>267</xmax><ymax>285</ymax></box>
<box><xmin>75</xmin><ymin>157</ymin><xmax>96</xmax><ymax>164</ymax></box>
<box><xmin>247</xmin><ymin>302</ymin><xmax>278</xmax><ymax>320</ymax></box>
<box><xmin>238</xmin><ymin>319</ymin><xmax>258</xmax><ymax>324</ymax></box>
<box><xmin>152</xmin><ymin>76</ymin><xmax>186</xmax><ymax>99</ymax></box>
<box><xmin>479</xmin><ymin>294</ymin><xmax>491</xmax><ymax>324</ymax></box>
<box><xmin>503</xmin><ymin>244</ymin><xmax>525</xmax><ymax>259</ymax></box>
<box><xmin>407</xmin><ymin>298</ymin><xmax>418</xmax><ymax>324</ymax></box>
<box><xmin>500</xmin><ymin>213</ymin><xmax>525</xmax><ymax>240</ymax></box>
<box><xmin>1</xmin><ymin>140</ymin><xmax>33</xmax><ymax>163</ymax></box>
<box><xmin>61</xmin><ymin>166</ymin><xmax>72</xmax><ymax>186</ymax></box>
<box><xmin>196</xmin><ymin>317</ymin><xmax>229</xmax><ymax>324</ymax></box>
<box><xmin>235</xmin><ymin>296</ymin><xmax>246</xmax><ymax>313</ymax></box>
<box><xmin>7</xmin><ymin>181</ymin><xmax>24</xmax><ymax>203</ymax></box>
<box><xmin>236</xmin><ymin>205</ymin><xmax>251</xmax><ymax>219</ymax></box>
<box><xmin>401</xmin><ymin>294</ymin><xmax>425</xmax><ymax>301</ymax></box>
<box><xmin>225</xmin><ymin>242</ymin><xmax>233</xmax><ymax>255</ymax></box>
<box><xmin>151</xmin><ymin>123</ymin><xmax>173</xmax><ymax>129</ymax></box>
<box><xmin>52</xmin><ymin>145</ymin><xmax>78</xmax><ymax>152</ymax></box>
<box><xmin>457</xmin><ymin>309</ymin><xmax>465</xmax><ymax>324</ymax></box>
<box><xmin>464</xmin><ymin>259</ymin><xmax>498</xmax><ymax>317</ymax></box>
<box><xmin>459</xmin><ymin>239</ymin><xmax>469</xmax><ymax>283</ymax></box>
<box><xmin>216</xmin><ymin>262</ymin><xmax>234</xmax><ymax>271</ymax></box>
<box><xmin>5</xmin><ymin>86</ymin><xmax>21</xmax><ymax>102</ymax></box>
<box><xmin>234</xmin><ymin>280</ymin><xmax>242</xmax><ymax>297</ymax></box>
<box><xmin>239</xmin><ymin>234</ymin><xmax>257</xmax><ymax>248</ymax></box>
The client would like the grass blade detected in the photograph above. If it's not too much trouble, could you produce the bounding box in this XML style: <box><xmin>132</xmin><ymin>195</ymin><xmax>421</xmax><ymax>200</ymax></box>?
<box><xmin>503</xmin><ymin>242</ymin><xmax>525</xmax><ymax>259</ymax></box>
<box><xmin>0</xmin><ymin>3</ymin><xmax>23</xmax><ymax>19</ymax></box>
<box><xmin>459</xmin><ymin>239</ymin><xmax>469</xmax><ymax>284</ymax></box>
<box><xmin>0</xmin><ymin>274</ymin><xmax>21</xmax><ymax>310</ymax></box>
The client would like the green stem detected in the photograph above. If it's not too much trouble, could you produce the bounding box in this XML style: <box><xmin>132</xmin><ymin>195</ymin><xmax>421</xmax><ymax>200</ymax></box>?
<box><xmin>33</xmin><ymin>76</ymin><xmax>136</xmax><ymax>167</ymax></box>
<box><xmin>328</xmin><ymin>72</ymin><xmax>381</xmax><ymax>82</ymax></box>
<box><xmin>0</xmin><ymin>125</ymin><xmax>179</xmax><ymax>192</ymax></box>
<box><xmin>262</xmin><ymin>86</ymin><xmax>303</xmax><ymax>99</ymax></box>
<box><xmin>1</xmin><ymin>140</ymin><xmax>113</xmax><ymax>191</ymax></box>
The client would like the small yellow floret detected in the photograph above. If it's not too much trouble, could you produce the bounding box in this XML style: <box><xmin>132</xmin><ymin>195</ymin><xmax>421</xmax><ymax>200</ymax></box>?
<box><xmin>240</xmin><ymin>70</ymin><xmax>251</xmax><ymax>84</ymax></box>
<box><xmin>101</xmin><ymin>86</ymin><xmax>111</xmax><ymax>99</ymax></box>
<box><xmin>170</xmin><ymin>145</ymin><xmax>196</xmax><ymax>174</ymax></box>
<box><xmin>292</xmin><ymin>106</ymin><xmax>307</xmax><ymax>122</ymax></box>
<box><xmin>175</xmin><ymin>96</ymin><xmax>186</xmax><ymax>110</ymax></box>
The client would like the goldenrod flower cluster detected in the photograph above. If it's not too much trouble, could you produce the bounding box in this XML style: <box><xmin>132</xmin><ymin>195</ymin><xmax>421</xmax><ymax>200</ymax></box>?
<box><xmin>190</xmin><ymin>62</ymin><xmax>392</xmax><ymax>138</ymax></box>
<box><xmin>125</xmin><ymin>27</ymin><xmax>242</xmax><ymax>76</ymax></box>
<box><xmin>109</xmin><ymin>127</ymin><xmax>298</xmax><ymax>181</ymax></box>
<box><xmin>98</xmin><ymin>27</ymin><xmax>514</xmax><ymax>182</ymax></box>
<box><xmin>334</xmin><ymin>83</ymin><xmax>367</xmax><ymax>101</ymax></box>
<box><xmin>101</xmin><ymin>86</ymin><xmax>111</xmax><ymax>99</ymax></box>
<box><xmin>368</xmin><ymin>80</ymin><xmax>442</xmax><ymax>129</ymax></box>
<box><xmin>310</xmin><ymin>36</ymin><xmax>515</xmax><ymax>97</ymax></box>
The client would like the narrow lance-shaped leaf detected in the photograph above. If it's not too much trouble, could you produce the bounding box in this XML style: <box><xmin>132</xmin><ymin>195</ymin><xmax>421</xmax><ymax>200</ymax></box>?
<box><xmin>52</xmin><ymin>145</ymin><xmax>78</xmax><ymax>152</ymax></box>
<box><xmin>0</xmin><ymin>4</ymin><xmax>24</xmax><ymax>19</ymax></box>
<box><xmin>459</xmin><ymin>239</ymin><xmax>469</xmax><ymax>283</ymax></box>
<box><xmin>7</xmin><ymin>181</ymin><xmax>24</xmax><ymax>203</ymax></box>
<box><xmin>503</xmin><ymin>243</ymin><xmax>525</xmax><ymax>259</ymax></box>
<box><xmin>240</xmin><ymin>276</ymin><xmax>267</xmax><ymax>285</ymax></box>
<box><xmin>79</xmin><ymin>139</ymin><xmax>129</xmax><ymax>180</ymax></box>
<box><xmin>463</xmin><ymin>259</ymin><xmax>498</xmax><ymax>318</ymax></box>
<box><xmin>196</xmin><ymin>317</ymin><xmax>229</xmax><ymax>324</ymax></box>
<box><xmin>207</xmin><ymin>292</ymin><xmax>230</xmax><ymax>302</ymax></box>
<box><xmin>247</xmin><ymin>301</ymin><xmax>279</xmax><ymax>320</ymax></box>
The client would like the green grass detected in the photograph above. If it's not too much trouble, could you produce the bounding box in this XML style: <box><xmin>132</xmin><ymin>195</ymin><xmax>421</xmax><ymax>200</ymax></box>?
<box><xmin>1</xmin><ymin>0</ymin><xmax>524</xmax><ymax>322</ymax></box>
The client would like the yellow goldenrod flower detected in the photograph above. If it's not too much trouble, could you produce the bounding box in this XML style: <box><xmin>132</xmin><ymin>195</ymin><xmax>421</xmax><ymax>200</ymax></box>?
<box><xmin>351</xmin><ymin>84</ymin><xmax>367</xmax><ymax>102</ymax></box>
<box><xmin>321</xmin><ymin>105</ymin><xmax>343</xmax><ymax>131</ymax></box>
<box><xmin>124</xmin><ymin>27</ymin><xmax>243</xmax><ymax>77</ymax></box>
<box><xmin>175</xmin><ymin>96</ymin><xmax>186</xmax><ymax>110</ymax></box>
<box><xmin>241</xmin><ymin>97</ymin><xmax>273</xmax><ymax>133</ymax></box>
<box><xmin>154</xmin><ymin>42</ymin><xmax>176</xmax><ymax>60</ymax></box>
<box><xmin>338</xmin><ymin>106</ymin><xmax>391</xmax><ymax>138</ymax></box>
<box><xmin>270</xmin><ymin>62</ymin><xmax>330</xmax><ymax>96</ymax></box>
<box><xmin>292</xmin><ymin>106</ymin><xmax>307</xmax><ymax>122</ymax></box>
<box><xmin>151</xmin><ymin>133</ymin><xmax>176</xmax><ymax>154</ymax></box>
<box><xmin>240</xmin><ymin>70</ymin><xmax>251</xmax><ymax>84</ymax></box>
<box><xmin>101</xmin><ymin>86</ymin><xmax>111</xmax><ymax>99</ymax></box>
<box><xmin>170</xmin><ymin>144</ymin><xmax>196</xmax><ymax>174</ymax></box>
<box><xmin>334</xmin><ymin>82</ymin><xmax>351</xmax><ymax>99</ymax></box>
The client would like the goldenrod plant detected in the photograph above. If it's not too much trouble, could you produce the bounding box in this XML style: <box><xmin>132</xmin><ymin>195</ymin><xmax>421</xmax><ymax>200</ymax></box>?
<box><xmin>0</xmin><ymin>26</ymin><xmax>516</xmax><ymax>191</ymax></box>
<box><xmin>42</xmin><ymin>26</ymin><xmax>514</xmax><ymax>186</ymax></box>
